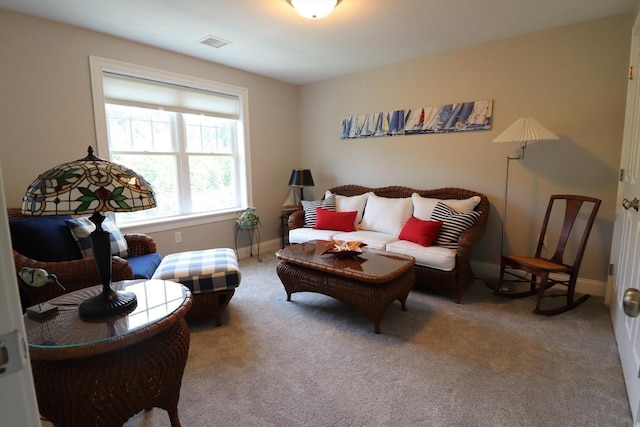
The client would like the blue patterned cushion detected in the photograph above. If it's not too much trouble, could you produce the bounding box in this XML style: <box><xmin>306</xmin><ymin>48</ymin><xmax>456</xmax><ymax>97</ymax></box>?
<box><xmin>430</xmin><ymin>202</ymin><xmax>481</xmax><ymax>249</ymax></box>
<box><xmin>152</xmin><ymin>248</ymin><xmax>241</xmax><ymax>294</ymax></box>
<box><xmin>66</xmin><ymin>216</ymin><xmax>129</xmax><ymax>258</ymax></box>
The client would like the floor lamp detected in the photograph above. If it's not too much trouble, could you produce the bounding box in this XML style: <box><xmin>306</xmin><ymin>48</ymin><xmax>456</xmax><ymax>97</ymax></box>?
<box><xmin>491</xmin><ymin>117</ymin><xmax>559</xmax><ymax>291</ymax></box>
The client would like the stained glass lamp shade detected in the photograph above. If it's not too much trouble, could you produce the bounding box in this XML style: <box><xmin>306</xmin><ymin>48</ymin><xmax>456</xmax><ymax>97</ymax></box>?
<box><xmin>22</xmin><ymin>146</ymin><xmax>156</xmax><ymax>319</ymax></box>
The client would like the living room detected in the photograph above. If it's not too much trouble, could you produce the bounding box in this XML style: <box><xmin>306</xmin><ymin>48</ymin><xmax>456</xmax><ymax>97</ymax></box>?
<box><xmin>0</xmin><ymin>3</ymin><xmax>635</xmax><ymax>292</ymax></box>
<box><xmin>0</xmin><ymin>1</ymin><xmax>639</xmax><ymax>425</ymax></box>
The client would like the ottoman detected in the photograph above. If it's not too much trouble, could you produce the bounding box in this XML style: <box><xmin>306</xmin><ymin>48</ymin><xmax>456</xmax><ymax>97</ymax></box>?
<box><xmin>152</xmin><ymin>248</ymin><xmax>241</xmax><ymax>326</ymax></box>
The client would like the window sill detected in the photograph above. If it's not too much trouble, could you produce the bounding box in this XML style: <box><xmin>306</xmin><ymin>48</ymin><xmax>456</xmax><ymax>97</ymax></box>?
<box><xmin>118</xmin><ymin>210</ymin><xmax>239</xmax><ymax>234</ymax></box>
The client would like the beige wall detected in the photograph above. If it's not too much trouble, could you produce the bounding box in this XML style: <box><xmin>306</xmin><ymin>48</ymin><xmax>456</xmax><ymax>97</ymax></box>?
<box><xmin>0</xmin><ymin>9</ymin><xmax>299</xmax><ymax>254</ymax></box>
<box><xmin>298</xmin><ymin>13</ymin><xmax>634</xmax><ymax>284</ymax></box>
<box><xmin>0</xmin><ymin>9</ymin><xmax>634</xmax><ymax>286</ymax></box>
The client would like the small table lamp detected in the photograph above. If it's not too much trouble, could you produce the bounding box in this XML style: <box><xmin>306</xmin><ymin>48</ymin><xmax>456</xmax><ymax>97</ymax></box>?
<box><xmin>288</xmin><ymin>169</ymin><xmax>314</xmax><ymax>202</ymax></box>
<box><xmin>22</xmin><ymin>146</ymin><xmax>156</xmax><ymax>319</ymax></box>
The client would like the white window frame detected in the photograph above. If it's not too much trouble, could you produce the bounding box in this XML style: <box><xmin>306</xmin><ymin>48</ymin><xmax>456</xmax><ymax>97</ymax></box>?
<box><xmin>89</xmin><ymin>56</ymin><xmax>252</xmax><ymax>233</ymax></box>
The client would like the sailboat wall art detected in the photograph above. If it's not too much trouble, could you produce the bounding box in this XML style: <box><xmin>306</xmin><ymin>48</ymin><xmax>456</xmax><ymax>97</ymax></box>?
<box><xmin>340</xmin><ymin>99</ymin><xmax>492</xmax><ymax>139</ymax></box>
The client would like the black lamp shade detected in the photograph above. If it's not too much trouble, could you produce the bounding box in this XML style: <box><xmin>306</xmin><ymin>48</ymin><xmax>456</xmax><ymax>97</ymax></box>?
<box><xmin>288</xmin><ymin>169</ymin><xmax>314</xmax><ymax>187</ymax></box>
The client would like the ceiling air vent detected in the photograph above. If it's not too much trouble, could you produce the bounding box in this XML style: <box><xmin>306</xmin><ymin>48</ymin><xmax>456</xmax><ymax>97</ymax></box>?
<box><xmin>199</xmin><ymin>35</ymin><xmax>231</xmax><ymax>49</ymax></box>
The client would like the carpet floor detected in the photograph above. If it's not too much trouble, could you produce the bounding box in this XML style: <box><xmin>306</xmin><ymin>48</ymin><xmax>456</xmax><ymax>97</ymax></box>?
<box><xmin>121</xmin><ymin>252</ymin><xmax>632</xmax><ymax>427</ymax></box>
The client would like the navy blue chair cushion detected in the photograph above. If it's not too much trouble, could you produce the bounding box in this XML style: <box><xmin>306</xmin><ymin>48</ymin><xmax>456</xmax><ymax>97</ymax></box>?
<box><xmin>127</xmin><ymin>252</ymin><xmax>163</xmax><ymax>279</ymax></box>
<box><xmin>10</xmin><ymin>216</ymin><xmax>82</xmax><ymax>262</ymax></box>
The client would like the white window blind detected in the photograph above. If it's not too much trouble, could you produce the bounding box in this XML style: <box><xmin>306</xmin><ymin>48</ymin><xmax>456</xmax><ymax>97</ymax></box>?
<box><xmin>102</xmin><ymin>72</ymin><xmax>240</xmax><ymax>120</ymax></box>
<box><xmin>89</xmin><ymin>56</ymin><xmax>252</xmax><ymax>229</ymax></box>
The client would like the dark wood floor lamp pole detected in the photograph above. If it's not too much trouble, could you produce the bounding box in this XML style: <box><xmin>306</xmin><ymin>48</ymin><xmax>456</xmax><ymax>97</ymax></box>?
<box><xmin>491</xmin><ymin>118</ymin><xmax>559</xmax><ymax>292</ymax></box>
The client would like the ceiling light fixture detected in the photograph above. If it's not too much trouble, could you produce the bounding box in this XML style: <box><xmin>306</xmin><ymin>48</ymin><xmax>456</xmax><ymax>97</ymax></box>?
<box><xmin>288</xmin><ymin>0</ymin><xmax>341</xmax><ymax>19</ymax></box>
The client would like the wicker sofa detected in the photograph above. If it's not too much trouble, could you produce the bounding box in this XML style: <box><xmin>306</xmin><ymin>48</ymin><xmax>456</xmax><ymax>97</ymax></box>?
<box><xmin>8</xmin><ymin>208</ymin><xmax>161</xmax><ymax>306</ymax></box>
<box><xmin>287</xmin><ymin>185</ymin><xmax>489</xmax><ymax>303</ymax></box>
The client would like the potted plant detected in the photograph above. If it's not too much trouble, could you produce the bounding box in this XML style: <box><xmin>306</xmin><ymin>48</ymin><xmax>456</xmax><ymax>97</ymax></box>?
<box><xmin>236</xmin><ymin>207</ymin><xmax>260</xmax><ymax>229</ymax></box>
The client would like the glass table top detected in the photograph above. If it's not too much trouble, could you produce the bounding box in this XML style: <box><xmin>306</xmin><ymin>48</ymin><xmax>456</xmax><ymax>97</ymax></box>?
<box><xmin>276</xmin><ymin>240</ymin><xmax>415</xmax><ymax>283</ymax></box>
<box><xmin>24</xmin><ymin>279</ymin><xmax>189</xmax><ymax>353</ymax></box>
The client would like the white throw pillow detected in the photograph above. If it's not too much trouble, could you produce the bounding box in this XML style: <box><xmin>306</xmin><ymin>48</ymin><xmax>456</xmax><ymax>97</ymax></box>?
<box><xmin>443</xmin><ymin>196</ymin><xmax>482</xmax><ymax>213</ymax></box>
<box><xmin>411</xmin><ymin>194</ymin><xmax>439</xmax><ymax>220</ymax></box>
<box><xmin>412</xmin><ymin>193</ymin><xmax>481</xmax><ymax>220</ymax></box>
<box><xmin>359</xmin><ymin>194</ymin><xmax>413</xmax><ymax>236</ymax></box>
<box><xmin>326</xmin><ymin>191</ymin><xmax>371</xmax><ymax>226</ymax></box>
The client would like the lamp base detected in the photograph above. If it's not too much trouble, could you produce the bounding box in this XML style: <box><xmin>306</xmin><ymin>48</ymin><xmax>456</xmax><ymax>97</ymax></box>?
<box><xmin>79</xmin><ymin>288</ymin><xmax>137</xmax><ymax>319</ymax></box>
<box><xmin>485</xmin><ymin>281</ymin><xmax>516</xmax><ymax>293</ymax></box>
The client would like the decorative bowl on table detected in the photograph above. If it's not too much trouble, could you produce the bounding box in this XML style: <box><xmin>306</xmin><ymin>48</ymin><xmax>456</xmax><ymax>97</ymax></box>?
<box><xmin>321</xmin><ymin>239</ymin><xmax>366</xmax><ymax>258</ymax></box>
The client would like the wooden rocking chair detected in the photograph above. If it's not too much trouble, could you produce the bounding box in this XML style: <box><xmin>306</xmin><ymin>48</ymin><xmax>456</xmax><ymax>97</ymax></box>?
<box><xmin>494</xmin><ymin>195</ymin><xmax>601</xmax><ymax>315</ymax></box>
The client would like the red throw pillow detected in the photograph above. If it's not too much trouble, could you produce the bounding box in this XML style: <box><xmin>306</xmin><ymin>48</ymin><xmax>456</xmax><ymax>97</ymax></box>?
<box><xmin>398</xmin><ymin>216</ymin><xmax>443</xmax><ymax>247</ymax></box>
<box><xmin>314</xmin><ymin>208</ymin><xmax>358</xmax><ymax>232</ymax></box>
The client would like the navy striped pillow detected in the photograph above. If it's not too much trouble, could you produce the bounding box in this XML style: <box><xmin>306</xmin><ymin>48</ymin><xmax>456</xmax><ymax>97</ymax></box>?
<box><xmin>301</xmin><ymin>194</ymin><xmax>336</xmax><ymax>228</ymax></box>
<box><xmin>430</xmin><ymin>202</ymin><xmax>480</xmax><ymax>250</ymax></box>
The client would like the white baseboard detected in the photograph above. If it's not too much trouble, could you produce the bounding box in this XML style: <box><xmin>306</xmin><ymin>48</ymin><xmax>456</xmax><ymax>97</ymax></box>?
<box><xmin>235</xmin><ymin>238</ymin><xmax>281</xmax><ymax>260</ymax></box>
<box><xmin>237</xmin><ymin>245</ymin><xmax>607</xmax><ymax>298</ymax></box>
<box><xmin>471</xmin><ymin>261</ymin><xmax>606</xmax><ymax>297</ymax></box>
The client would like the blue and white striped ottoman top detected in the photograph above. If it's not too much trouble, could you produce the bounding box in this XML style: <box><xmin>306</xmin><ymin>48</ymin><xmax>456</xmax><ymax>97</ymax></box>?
<box><xmin>152</xmin><ymin>248</ymin><xmax>241</xmax><ymax>294</ymax></box>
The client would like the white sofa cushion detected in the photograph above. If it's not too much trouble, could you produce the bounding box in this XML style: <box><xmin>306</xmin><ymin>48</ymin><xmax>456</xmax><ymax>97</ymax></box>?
<box><xmin>326</xmin><ymin>191</ymin><xmax>371</xmax><ymax>226</ymax></box>
<box><xmin>412</xmin><ymin>193</ymin><xmax>481</xmax><ymax>220</ymax></box>
<box><xmin>289</xmin><ymin>227</ymin><xmax>337</xmax><ymax>244</ymax></box>
<box><xmin>359</xmin><ymin>194</ymin><xmax>413</xmax><ymax>236</ymax></box>
<box><xmin>385</xmin><ymin>240</ymin><xmax>456</xmax><ymax>271</ymax></box>
<box><xmin>333</xmin><ymin>230</ymin><xmax>398</xmax><ymax>251</ymax></box>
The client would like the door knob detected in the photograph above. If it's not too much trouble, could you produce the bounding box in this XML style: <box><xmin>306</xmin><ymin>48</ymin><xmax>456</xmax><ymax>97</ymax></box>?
<box><xmin>623</xmin><ymin>288</ymin><xmax>640</xmax><ymax>317</ymax></box>
<box><xmin>621</xmin><ymin>197</ymin><xmax>639</xmax><ymax>211</ymax></box>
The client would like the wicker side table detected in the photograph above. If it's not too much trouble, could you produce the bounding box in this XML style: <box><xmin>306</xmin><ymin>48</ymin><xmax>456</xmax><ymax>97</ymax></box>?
<box><xmin>24</xmin><ymin>280</ymin><xmax>192</xmax><ymax>427</ymax></box>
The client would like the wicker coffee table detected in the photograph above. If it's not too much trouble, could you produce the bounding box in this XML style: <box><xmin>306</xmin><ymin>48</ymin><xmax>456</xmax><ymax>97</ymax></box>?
<box><xmin>275</xmin><ymin>240</ymin><xmax>415</xmax><ymax>333</ymax></box>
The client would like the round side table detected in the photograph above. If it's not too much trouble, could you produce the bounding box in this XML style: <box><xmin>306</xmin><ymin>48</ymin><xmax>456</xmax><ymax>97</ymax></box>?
<box><xmin>23</xmin><ymin>279</ymin><xmax>192</xmax><ymax>427</ymax></box>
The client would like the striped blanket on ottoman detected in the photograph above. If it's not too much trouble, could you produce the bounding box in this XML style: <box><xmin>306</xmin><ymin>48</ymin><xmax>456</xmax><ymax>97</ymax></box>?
<box><xmin>152</xmin><ymin>248</ymin><xmax>241</xmax><ymax>325</ymax></box>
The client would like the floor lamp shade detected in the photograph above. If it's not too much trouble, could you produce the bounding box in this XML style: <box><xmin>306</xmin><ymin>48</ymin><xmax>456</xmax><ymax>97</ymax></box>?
<box><xmin>22</xmin><ymin>146</ymin><xmax>156</xmax><ymax>319</ymax></box>
<box><xmin>493</xmin><ymin>117</ymin><xmax>559</xmax><ymax>159</ymax></box>
<box><xmin>288</xmin><ymin>169</ymin><xmax>314</xmax><ymax>201</ymax></box>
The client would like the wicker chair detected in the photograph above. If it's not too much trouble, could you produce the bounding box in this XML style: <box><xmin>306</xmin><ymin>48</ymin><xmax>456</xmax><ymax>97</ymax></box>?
<box><xmin>8</xmin><ymin>208</ymin><xmax>159</xmax><ymax>306</ymax></box>
<box><xmin>288</xmin><ymin>185</ymin><xmax>489</xmax><ymax>303</ymax></box>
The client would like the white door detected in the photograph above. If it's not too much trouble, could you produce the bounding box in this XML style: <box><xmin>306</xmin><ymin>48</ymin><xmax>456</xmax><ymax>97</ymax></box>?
<box><xmin>609</xmin><ymin>12</ymin><xmax>640</xmax><ymax>426</ymax></box>
<box><xmin>0</xmin><ymin>168</ymin><xmax>41</xmax><ymax>426</ymax></box>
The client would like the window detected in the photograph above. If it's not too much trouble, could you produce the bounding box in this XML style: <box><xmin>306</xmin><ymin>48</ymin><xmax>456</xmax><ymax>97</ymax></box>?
<box><xmin>89</xmin><ymin>56</ymin><xmax>251</xmax><ymax>228</ymax></box>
